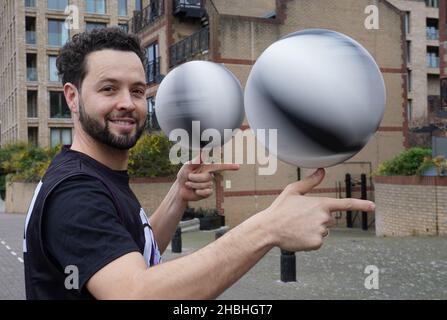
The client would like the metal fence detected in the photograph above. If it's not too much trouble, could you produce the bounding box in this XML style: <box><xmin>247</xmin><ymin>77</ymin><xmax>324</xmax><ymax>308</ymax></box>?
<box><xmin>130</xmin><ymin>0</ymin><xmax>165</xmax><ymax>34</ymax></box>
<box><xmin>169</xmin><ymin>26</ymin><xmax>209</xmax><ymax>67</ymax></box>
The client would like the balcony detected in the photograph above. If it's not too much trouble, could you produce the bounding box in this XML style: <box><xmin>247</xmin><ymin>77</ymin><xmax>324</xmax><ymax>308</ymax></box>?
<box><xmin>169</xmin><ymin>26</ymin><xmax>209</xmax><ymax>67</ymax></box>
<box><xmin>146</xmin><ymin>57</ymin><xmax>161</xmax><ymax>85</ymax></box>
<box><xmin>130</xmin><ymin>0</ymin><xmax>164</xmax><ymax>34</ymax></box>
<box><xmin>26</xmin><ymin>31</ymin><xmax>36</xmax><ymax>45</ymax></box>
<box><xmin>173</xmin><ymin>0</ymin><xmax>205</xmax><ymax>18</ymax></box>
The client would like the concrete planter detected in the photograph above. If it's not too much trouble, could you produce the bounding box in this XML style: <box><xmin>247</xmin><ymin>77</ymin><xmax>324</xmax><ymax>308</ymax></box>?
<box><xmin>5</xmin><ymin>179</ymin><xmax>217</xmax><ymax>215</ymax></box>
<box><xmin>6</xmin><ymin>181</ymin><xmax>38</xmax><ymax>214</ymax></box>
<box><xmin>199</xmin><ymin>215</ymin><xmax>224</xmax><ymax>230</ymax></box>
<box><xmin>373</xmin><ymin>176</ymin><xmax>447</xmax><ymax>237</ymax></box>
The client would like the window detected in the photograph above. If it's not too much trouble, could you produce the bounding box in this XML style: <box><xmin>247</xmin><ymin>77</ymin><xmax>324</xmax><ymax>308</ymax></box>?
<box><xmin>147</xmin><ymin>97</ymin><xmax>160</xmax><ymax>131</ymax></box>
<box><xmin>425</xmin><ymin>0</ymin><xmax>439</xmax><ymax>8</ymax></box>
<box><xmin>118</xmin><ymin>23</ymin><xmax>128</xmax><ymax>33</ymax></box>
<box><xmin>135</xmin><ymin>0</ymin><xmax>142</xmax><ymax>11</ymax></box>
<box><xmin>407</xmin><ymin>69</ymin><xmax>412</xmax><ymax>92</ymax></box>
<box><xmin>50</xmin><ymin>91</ymin><xmax>70</xmax><ymax>118</ymax></box>
<box><xmin>28</xmin><ymin>127</ymin><xmax>38</xmax><ymax>147</ymax></box>
<box><xmin>48</xmin><ymin>19</ymin><xmax>69</xmax><ymax>46</ymax></box>
<box><xmin>118</xmin><ymin>0</ymin><xmax>127</xmax><ymax>16</ymax></box>
<box><xmin>146</xmin><ymin>42</ymin><xmax>160</xmax><ymax>84</ymax></box>
<box><xmin>25</xmin><ymin>0</ymin><xmax>36</xmax><ymax>7</ymax></box>
<box><xmin>86</xmin><ymin>0</ymin><xmax>106</xmax><ymax>14</ymax></box>
<box><xmin>426</xmin><ymin>18</ymin><xmax>439</xmax><ymax>40</ymax></box>
<box><xmin>442</xmin><ymin>78</ymin><xmax>447</xmax><ymax>110</ymax></box>
<box><xmin>27</xmin><ymin>91</ymin><xmax>38</xmax><ymax>118</ymax></box>
<box><xmin>48</xmin><ymin>0</ymin><xmax>68</xmax><ymax>11</ymax></box>
<box><xmin>427</xmin><ymin>47</ymin><xmax>439</xmax><ymax>68</ymax></box>
<box><xmin>48</xmin><ymin>56</ymin><xmax>60</xmax><ymax>82</ymax></box>
<box><xmin>404</xmin><ymin>12</ymin><xmax>410</xmax><ymax>35</ymax></box>
<box><xmin>50</xmin><ymin>128</ymin><xmax>72</xmax><ymax>147</ymax></box>
<box><xmin>26</xmin><ymin>54</ymin><xmax>37</xmax><ymax>81</ymax></box>
<box><xmin>86</xmin><ymin>22</ymin><xmax>107</xmax><ymax>31</ymax></box>
<box><xmin>26</xmin><ymin>16</ymin><xmax>36</xmax><ymax>45</ymax></box>
<box><xmin>406</xmin><ymin>41</ymin><xmax>411</xmax><ymax>64</ymax></box>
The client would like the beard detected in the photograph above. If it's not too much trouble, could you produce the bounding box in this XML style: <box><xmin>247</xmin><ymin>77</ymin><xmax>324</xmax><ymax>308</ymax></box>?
<box><xmin>78</xmin><ymin>98</ymin><xmax>147</xmax><ymax>150</ymax></box>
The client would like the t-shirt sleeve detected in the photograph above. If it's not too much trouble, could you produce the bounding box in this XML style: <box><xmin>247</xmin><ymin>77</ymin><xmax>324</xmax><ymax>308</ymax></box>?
<box><xmin>42</xmin><ymin>175</ymin><xmax>141</xmax><ymax>294</ymax></box>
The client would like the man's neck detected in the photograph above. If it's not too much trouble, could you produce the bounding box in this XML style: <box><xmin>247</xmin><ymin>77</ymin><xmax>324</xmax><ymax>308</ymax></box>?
<box><xmin>70</xmin><ymin>133</ymin><xmax>129</xmax><ymax>171</ymax></box>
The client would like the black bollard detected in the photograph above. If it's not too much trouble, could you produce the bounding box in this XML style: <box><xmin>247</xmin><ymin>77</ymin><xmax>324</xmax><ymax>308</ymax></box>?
<box><xmin>280</xmin><ymin>250</ymin><xmax>296</xmax><ymax>282</ymax></box>
<box><xmin>361</xmin><ymin>174</ymin><xmax>368</xmax><ymax>231</ymax></box>
<box><xmin>345</xmin><ymin>173</ymin><xmax>353</xmax><ymax>228</ymax></box>
<box><xmin>171</xmin><ymin>227</ymin><xmax>182</xmax><ymax>253</ymax></box>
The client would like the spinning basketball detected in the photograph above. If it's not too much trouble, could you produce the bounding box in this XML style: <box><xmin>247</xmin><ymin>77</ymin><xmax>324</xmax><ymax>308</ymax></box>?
<box><xmin>244</xmin><ymin>29</ymin><xmax>386</xmax><ymax>168</ymax></box>
<box><xmin>155</xmin><ymin>61</ymin><xmax>245</xmax><ymax>150</ymax></box>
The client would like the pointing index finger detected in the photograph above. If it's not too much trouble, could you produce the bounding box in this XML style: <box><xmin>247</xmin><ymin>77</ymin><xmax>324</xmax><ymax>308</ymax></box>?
<box><xmin>200</xmin><ymin>163</ymin><xmax>241</xmax><ymax>173</ymax></box>
<box><xmin>325</xmin><ymin>198</ymin><xmax>375</xmax><ymax>212</ymax></box>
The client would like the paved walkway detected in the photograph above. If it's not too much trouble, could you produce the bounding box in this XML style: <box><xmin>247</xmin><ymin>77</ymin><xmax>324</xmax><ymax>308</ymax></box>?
<box><xmin>1</xmin><ymin>212</ymin><xmax>446</xmax><ymax>300</ymax></box>
<box><xmin>0</xmin><ymin>213</ymin><xmax>26</xmax><ymax>300</ymax></box>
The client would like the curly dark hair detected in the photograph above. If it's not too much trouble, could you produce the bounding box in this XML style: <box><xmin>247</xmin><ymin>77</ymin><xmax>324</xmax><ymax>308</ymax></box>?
<box><xmin>56</xmin><ymin>27</ymin><xmax>146</xmax><ymax>90</ymax></box>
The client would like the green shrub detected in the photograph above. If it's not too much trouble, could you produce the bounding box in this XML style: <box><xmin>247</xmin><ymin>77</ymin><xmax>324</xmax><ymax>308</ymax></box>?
<box><xmin>128</xmin><ymin>133</ymin><xmax>181</xmax><ymax>178</ymax></box>
<box><xmin>374</xmin><ymin>147</ymin><xmax>432</xmax><ymax>176</ymax></box>
<box><xmin>0</xmin><ymin>133</ymin><xmax>180</xmax><ymax>199</ymax></box>
<box><xmin>417</xmin><ymin>155</ymin><xmax>447</xmax><ymax>176</ymax></box>
<box><xmin>0</xmin><ymin>143</ymin><xmax>59</xmax><ymax>199</ymax></box>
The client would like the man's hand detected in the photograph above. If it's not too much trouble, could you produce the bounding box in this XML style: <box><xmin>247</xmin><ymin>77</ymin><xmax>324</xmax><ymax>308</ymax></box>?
<box><xmin>176</xmin><ymin>157</ymin><xmax>240</xmax><ymax>202</ymax></box>
<box><xmin>261</xmin><ymin>168</ymin><xmax>375</xmax><ymax>252</ymax></box>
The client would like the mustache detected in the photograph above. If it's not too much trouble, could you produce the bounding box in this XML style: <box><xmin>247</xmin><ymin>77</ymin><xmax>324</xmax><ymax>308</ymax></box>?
<box><xmin>106</xmin><ymin>112</ymin><xmax>138</xmax><ymax>121</ymax></box>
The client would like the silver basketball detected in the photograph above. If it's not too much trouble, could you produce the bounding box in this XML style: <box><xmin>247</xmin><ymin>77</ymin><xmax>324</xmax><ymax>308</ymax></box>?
<box><xmin>155</xmin><ymin>61</ymin><xmax>245</xmax><ymax>149</ymax></box>
<box><xmin>245</xmin><ymin>29</ymin><xmax>386</xmax><ymax>168</ymax></box>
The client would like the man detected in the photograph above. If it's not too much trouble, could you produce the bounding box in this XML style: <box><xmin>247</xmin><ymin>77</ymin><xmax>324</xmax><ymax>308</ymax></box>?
<box><xmin>23</xmin><ymin>28</ymin><xmax>374</xmax><ymax>299</ymax></box>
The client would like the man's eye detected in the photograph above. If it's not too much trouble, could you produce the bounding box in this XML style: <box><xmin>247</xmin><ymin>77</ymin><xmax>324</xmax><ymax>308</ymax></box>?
<box><xmin>133</xmin><ymin>90</ymin><xmax>145</xmax><ymax>96</ymax></box>
<box><xmin>102</xmin><ymin>86</ymin><xmax>114</xmax><ymax>92</ymax></box>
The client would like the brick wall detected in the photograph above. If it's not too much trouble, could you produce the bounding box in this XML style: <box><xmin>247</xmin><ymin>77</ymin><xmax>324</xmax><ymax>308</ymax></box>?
<box><xmin>374</xmin><ymin>176</ymin><xmax>447</xmax><ymax>236</ymax></box>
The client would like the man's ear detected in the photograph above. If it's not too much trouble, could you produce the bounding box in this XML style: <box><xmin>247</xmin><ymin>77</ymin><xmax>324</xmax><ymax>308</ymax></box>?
<box><xmin>64</xmin><ymin>83</ymin><xmax>79</xmax><ymax>113</ymax></box>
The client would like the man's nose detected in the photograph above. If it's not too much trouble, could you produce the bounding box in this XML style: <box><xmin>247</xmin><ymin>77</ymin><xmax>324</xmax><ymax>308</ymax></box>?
<box><xmin>117</xmin><ymin>91</ymin><xmax>136</xmax><ymax>111</ymax></box>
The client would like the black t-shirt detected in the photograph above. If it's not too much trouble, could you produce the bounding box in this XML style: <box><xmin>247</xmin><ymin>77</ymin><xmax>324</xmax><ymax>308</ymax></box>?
<box><xmin>23</xmin><ymin>146</ymin><xmax>161</xmax><ymax>300</ymax></box>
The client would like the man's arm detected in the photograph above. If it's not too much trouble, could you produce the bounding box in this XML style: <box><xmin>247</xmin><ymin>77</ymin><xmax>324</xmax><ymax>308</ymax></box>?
<box><xmin>87</xmin><ymin>169</ymin><xmax>375</xmax><ymax>299</ymax></box>
<box><xmin>87</xmin><ymin>210</ymin><xmax>271</xmax><ymax>299</ymax></box>
<box><xmin>149</xmin><ymin>161</ymin><xmax>239</xmax><ymax>253</ymax></box>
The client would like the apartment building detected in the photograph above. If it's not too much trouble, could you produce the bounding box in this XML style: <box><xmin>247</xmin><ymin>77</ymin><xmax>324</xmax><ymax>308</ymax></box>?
<box><xmin>439</xmin><ymin>0</ymin><xmax>447</xmax><ymax>125</ymax></box>
<box><xmin>0</xmin><ymin>0</ymin><xmax>137</xmax><ymax>148</ymax></box>
<box><xmin>387</xmin><ymin>0</ymin><xmax>445</xmax><ymax>134</ymax></box>
<box><xmin>131</xmin><ymin>0</ymin><xmax>407</xmax><ymax>227</ymax></box>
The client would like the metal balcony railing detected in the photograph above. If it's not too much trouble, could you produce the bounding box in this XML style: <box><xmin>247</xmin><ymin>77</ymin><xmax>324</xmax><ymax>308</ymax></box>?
<box><xmin>173</xmin><ymin>0</ymin><xmax>204</xmax><ymax>18</ymax></box>
<box><xmin>26</xmin><ymin>31</ymin><xmax>36</xmax><ymax>44</ymax></box>
<box><xmin>130</xmin><ymin>0</ymin><xmax>164</xmax><ymax>34</ymax></box>
<box><xmin>146</xmin><ymin>57</ymin><xmax>161</xmax><ymax>84</ymax></box>
<box><xmin>169</xmin><ymin>26</ymin><xmax>209</xmax><ymax>67</ymax></box>
<box><xmin>174</xmin><ymin>0</ymin><xmax>202</xmax><ymax>9</ymax></box>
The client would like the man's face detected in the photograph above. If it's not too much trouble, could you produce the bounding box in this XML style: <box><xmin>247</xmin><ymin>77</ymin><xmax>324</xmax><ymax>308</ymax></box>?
<box><xmin>77</xmin><ymin>49</ymin><xmax>148</xmax><ymax>150</ymax></box>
